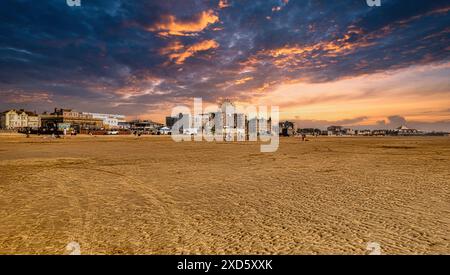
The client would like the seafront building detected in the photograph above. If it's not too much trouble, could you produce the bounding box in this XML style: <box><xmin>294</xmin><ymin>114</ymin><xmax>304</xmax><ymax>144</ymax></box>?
<box><xmin>82</xmin><ymin>112</ymin><xmax>126</xmax><ymax>129</ymax></box>
<box><xmin>279</xmin><ymin>121</ymin><xmax>295</xmax><ymax>136</ymax></box>
<box><xmin>40</xmin><ymin>108</ymin><xmax>103</xmax><ymax>131</ymax></box>
<box><xmin>327</xmin><ymin>126</ymin><xmax>344</xmax><ymax>136</ymax></box>
<box><xmin>0</xmin><ymin>109</ymin><xmax>40</xmax><ymax>129</ymax></box>
<box><xmin>166</xmin><ymin>100</ymin><xmax>274</xmax><ymax>138</ymax></box>
<box><xmin>0</xmin><ymin>105</ymin><xmax>439</xmax><ymax>137</ymax></box>
<box><xmin>396</xmin><ymin>125</ymin><xmax>420</xmax><ymax>135</ymax></box>
<box><xmin>319</xmin><ymin>125</ymin><xmax>422</xmax><ymax>136</ymax></box>
<box><xmin>165</xmin><ymin>115</ymin><xmax>179</xmax><ymax>129</ymax></box>
<box><xmin>297</xmin><ymin>128</ymin><xmax>322</xmax><ymax>136</ymax></box>
<box><xmin>357</xmin><ymin>129</ymin><xmax>372</xmax><ymax>136</ymax></box>
<box><xmin>127</xmin><ymin>120</ymin><xmax>164</xmax><ymax>133</ymax></box>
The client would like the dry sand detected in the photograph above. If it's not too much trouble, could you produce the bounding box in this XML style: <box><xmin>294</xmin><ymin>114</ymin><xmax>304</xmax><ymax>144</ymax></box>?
<box><xmin>0</xmin><ymin>135</ymin><xmax>449</xmax><ymax>254</ymax></box>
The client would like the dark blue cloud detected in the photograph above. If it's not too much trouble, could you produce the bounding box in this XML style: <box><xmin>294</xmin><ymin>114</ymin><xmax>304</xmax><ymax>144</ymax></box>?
<box><xmin>0</xmin><ymin>0</ymin><xmax>449</xmax><ymax>116</ymax></box>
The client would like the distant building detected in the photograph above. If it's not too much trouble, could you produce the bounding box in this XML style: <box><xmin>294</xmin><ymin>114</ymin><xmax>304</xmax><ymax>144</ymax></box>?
<box><xmin>298</xmin><ymin>128</ymin><xmax>322</xmax><ymax>136</ymax></box>
<box><xmin>216</xmin><ymin>100</ymin><xmax>249</xmax><ymax>138</ymax></box>
<box><xmin>0</xmin><ymin>109</ymin><xmax>40</xmax><ymax>129</ymax></box>
<box><xmin>327</xmin><ymin>126</ymin><xmax>343</xmax><ymax>136</ymax></box>
<box><xmin>356</xmin><ymin>129</ymin><xmax>371</xmax><ymax>136</ymax></box>
<box><xmin>247</xmin><ymin>117</ymin><xmax>272</xmax><ymax>137</ymax></box>
<box><xmin>166</xmin><ymin>113</ymin><xmax>189</xmax><ymax>134</ymax></box>
<box><xmin>371</xmin><ymin>129</ymin><xmax>397</xmax><ymax>136</ymax></box>
<box><xmin>167</xmin><ymin>99</ymin><xmax>275</xmax><ymax>139</ymax></box>
<box><xmin>129</xmin><ymin>119</ymin><xmax>163</xmax><ymax>133</ymax></box>
<box><xmin>118</xmin><ymin>121</ymin><xmax>131</xmax><ymax>129</ymax></box>
<box><xmin>279</xmin><ymin>121</ymin><xmax>295</xmax><ymax>136</ymax></box>
<box><xmin>171</xmin><ymin>100</ymin><xmax>252</xmax><ymax>138</ymax></box>
<box><xmin>82</xmin><ymin>112</ymin><xmax>126</xmax><ymax>129</ymax></box>
<box><xmin>40</xmin><ymin>108</ymin><xmax>103</xmax><ymax>131</ymax></box>
<box><xmin>343</xmin><ymin>128</ymin><xmax>355</xmax><ymax>135</ymax></box>
<box><xmin>257</xmin><ymin>117</ymin><xmax>272</xmax><ymax>135</ymax></box>
<box><xmin>396</xmin><ymin>125</ymin><xmax>420</xmax><ymax>135</ymax></box>
<box><xmin>423</xmin><ymin>131</ymin><xmax>450</xmax><ymax>136</ymax></box>
<box><xmin>165</xmin><ymin>115</ymin><xmax>180</xmax><ymax>128</ymax></box>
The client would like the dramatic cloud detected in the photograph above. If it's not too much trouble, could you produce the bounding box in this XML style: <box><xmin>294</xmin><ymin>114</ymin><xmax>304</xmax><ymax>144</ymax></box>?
<box><xmin>163</xmin><ymin>39</ymin><xmax>219</xmax><ymax>64</ymax></box>
<box><xmin>0</xmin><ymin>90</ymin><xmax>53</xmax><ymax>104</ymax></box>
<box><xmin>234</xmin><ymin>77</ymin><xmax>254</xmax><ymax>85</ymax></box>
<box><xmin>147</xmin><ymin>9</ymin><xmax>219</xmax><ymax>36</ymax></box>
<box><xmin>0</xmin><ymin>0</ymin><xmax>449</xmax><ymax>129</ymax></box>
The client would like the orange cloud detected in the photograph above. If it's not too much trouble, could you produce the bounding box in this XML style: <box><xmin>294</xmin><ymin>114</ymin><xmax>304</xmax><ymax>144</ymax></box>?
<box><xmin>148</xmin><ymin>10</ymin><xmax>219</xmax><ymax>36</ymax></box>
<box><xmin>163</xmin><ymin>39</ymin><xmax>219</xmax><ymax>64</ymax></box>
<box><xmin>265</xmin><ymin>45</ymin><xmax>317</xmax><ymax>57</ymax></box>
<box><xmin>254</xmin><ymin>81</ymin><xmax>277</xmax><ymax>93</ymax></box>
<box><xmin>115</xmin><ymin>75</ymin><xmax>165</xmax><ymax>99</ymax></box>
<box><xmin>248</xmin><ymin>28</ymin><xmax>377</xmax><ymax>69</ymax></box>
<box><xmin>268</xmin><ymin>33</ymin><xmax>370</xmax><ymax>57</ymax></box>
<box><xmin>234</xmin><ymin>76</ymin><xmax>254</xmax><ymax>85</ymax></box>
<box><xmin>159</xmin><ymin>41</ymin><xmax>184</xmax><ymax>55</ymax></box>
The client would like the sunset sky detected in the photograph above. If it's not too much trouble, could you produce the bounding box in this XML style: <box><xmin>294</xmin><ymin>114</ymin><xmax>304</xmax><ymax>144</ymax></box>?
<box><xmin>0</xmin><ymin>0</ymin><xmax>449</xmax><ymax>130</ymax></box>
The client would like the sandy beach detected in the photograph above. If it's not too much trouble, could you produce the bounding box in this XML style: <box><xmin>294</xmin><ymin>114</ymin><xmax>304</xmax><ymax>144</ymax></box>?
<box><xmin>0</xmin><ymin>135</ymin><xmax>449</xmax><ymax>254</ymax></box>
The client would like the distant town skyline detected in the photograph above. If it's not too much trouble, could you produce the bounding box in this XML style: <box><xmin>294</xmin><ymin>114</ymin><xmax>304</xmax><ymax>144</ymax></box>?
<box><xmin>0</xmin><ymin>0</ymin><xmax>449</xmax><ymax>131</ymax></box>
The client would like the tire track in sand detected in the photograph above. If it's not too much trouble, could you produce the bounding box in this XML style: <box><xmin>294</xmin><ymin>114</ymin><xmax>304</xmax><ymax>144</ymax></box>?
<box><xmin>55</xmin><ymin>165</ymin><xmax>181</xmax><ymax>253</ymax></box>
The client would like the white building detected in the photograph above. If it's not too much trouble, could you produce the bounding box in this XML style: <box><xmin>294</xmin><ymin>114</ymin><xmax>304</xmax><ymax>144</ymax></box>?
<box><xmin>396</xmin><ymin>125</ymin><xmax>420</xmax><ymax>135</ymax></box>
<box><xmin>171</xmin><ymin>99</ymin><xmax>272</xmax><ymax>139</ymax></box>
<box><xmin>343</xmin><ymin>128</ymin><xmax>355</xmax><ymax>135</ymax></box>
<box><xmin>82</xmin><ymin>112</ymin><xmax>126</xmax><ymax>129</ymax></box>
